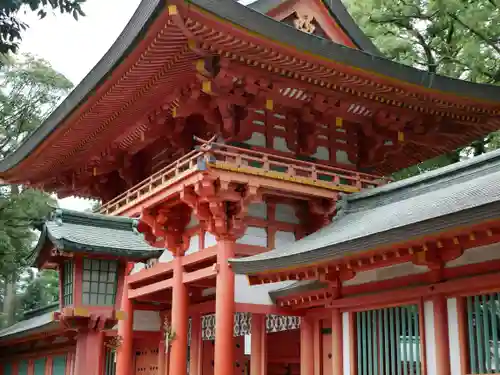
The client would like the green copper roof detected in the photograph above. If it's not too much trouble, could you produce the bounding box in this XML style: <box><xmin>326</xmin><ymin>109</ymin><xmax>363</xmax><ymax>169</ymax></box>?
<box><xmin>231</xmin><ymin>148</ymin><xmax>500</xmax><ymax>275</ymax></box>
<box><xmin>29</xmin><ymin>209</ymin><xmax>163</xmax><ymax>267</ymax></box>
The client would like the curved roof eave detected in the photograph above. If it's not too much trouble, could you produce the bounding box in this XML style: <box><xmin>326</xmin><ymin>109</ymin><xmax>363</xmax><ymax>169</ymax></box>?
<box><xmin>191</xmin><ymin>0</ymin><xmax>500</xmax><ymax>103</ymax></box>
<box><xmin>1</xmin><ymin>0</ymin><xmax>499</xmax><ymax>177</ymax></box>
<box><xmin>247</xmin><ymin>0</ymin><xmax>381</xmax><ymax>56</ymax></box>
<box><xmin>0</xmin><ymin>0</ymin><xmax>164</xmax><ymax>175</ymax></box>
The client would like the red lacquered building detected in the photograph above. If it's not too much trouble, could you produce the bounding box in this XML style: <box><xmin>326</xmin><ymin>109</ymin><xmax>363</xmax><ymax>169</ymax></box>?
<box><xmin>1</xmin><ymin>1</ymin><xmax>500</xmax><ymax>375</ymax></box>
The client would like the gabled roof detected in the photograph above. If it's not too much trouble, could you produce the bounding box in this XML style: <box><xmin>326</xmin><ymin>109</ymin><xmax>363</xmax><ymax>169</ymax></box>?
<box><xmin>247</xmin><ymin>0</ymin><xmax>381</xmax><ymax>55</ymax></box>
<box><xmin>0</xmin><ymin>0</ymin><xmax>499</xmax><ymax>185</ymax></box>
<box><xmin>0</xmin><ymin>304</ymin><xmax>59</xmax><ymax>340</ymax></box>
<box><xmin>30</xmin><ymin>209</ymin><xmax>163</xmax><ymax>267</ymax></box>
<box><xmin>230</xmin><ymin>149</ymin><xmax>500</xmax><ymax>275</ymax></box>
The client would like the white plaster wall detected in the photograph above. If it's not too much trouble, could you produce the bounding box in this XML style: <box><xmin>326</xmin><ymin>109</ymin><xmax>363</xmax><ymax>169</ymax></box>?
<box><xmin>204</xmin><ymin>232</ymin><xmax>217</xmax><ymax>248</ymax></box>
<box><xmin>245</xmin><ymin>132</ymin><xmax>266</xmax><ymax>147</ymax></box>
<box><xmin>247</xmin><ymin>202</ymin><xmax>267</xmax><ymax>219</ymax></box>
<box><xmin>234</xmin><ymin>275</ymin><xmax>295</xmax><ymax>305</ymax></box>
<box><xmin>275</xmin><ymin>203</ymin><xmax>300</xmax><ymax>224</ymax></box>
<box><xmin>275</xmin><ymin>231</ymin><xmax>296</xmax><ymax>247</ymax></box>
<box><xmin>343</xmin><ymin>312</ymin><xmax>351</xmax><ymax>375</ymax></box>
<box><xmin>185</xmin><ymin>235</ymin><xmax>200</xmax><ymax>255</ymax></box>
<box><xmin>313</xmin><ymin>146</ymin><xmax>329</xmax><ymax>161</ymax></box>
<box><xmin>343</xmin><ymin>263</ymin><xmax>428</xmax><ymax>286</ymax></box>
<box><xmin>133</xmin><ymin>310</ymin><xmax>161</xmax><ymax>331</ymax></box>
<box><xmin>446</xmin><ymin>242</ymin><xmax>500</xmax><ymax>268</ymax></box>
<box><xmin>273</xmin><ymin>137</ymin><xmax>292</xmax><ymax>153</ymax></box>
<box><xmin>447</xmin><ymin>298</ymin><xmax>462</xmax><ymax>375</ymax></box>
<box><xmin>237</xmin><ymin>227</ymin><xmax>267</xmax><ymax>247</ymax></box>
<box><xmin>424</xmin><ymin>300</ymin><xmax>437</xmax><ymax>375</ymax></box>
<box><xmin>159</xmin><ymin>249</ymin><xmax>173</xmax><ymax>263</ymax></box>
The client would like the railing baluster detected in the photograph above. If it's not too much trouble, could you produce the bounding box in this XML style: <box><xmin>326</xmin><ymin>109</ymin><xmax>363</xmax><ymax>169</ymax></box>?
<box><xmin>494</xmin><ymin>294</ymin><xmax>500</xmax><ymax>372</ymax></box>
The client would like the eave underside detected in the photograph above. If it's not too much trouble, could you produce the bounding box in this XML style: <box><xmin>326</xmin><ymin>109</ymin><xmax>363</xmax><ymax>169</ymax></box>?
<box><xmin>0</xmin><ymin>0</ymin><xmax>499</xmax><ymax>198</ymax></box>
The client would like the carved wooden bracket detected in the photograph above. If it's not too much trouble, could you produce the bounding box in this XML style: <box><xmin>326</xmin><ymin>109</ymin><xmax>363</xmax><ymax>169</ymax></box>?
<box><xmin>181</xmin><ymin>175</ymin><xmax>261</xmax><ymax>240</ymax></box>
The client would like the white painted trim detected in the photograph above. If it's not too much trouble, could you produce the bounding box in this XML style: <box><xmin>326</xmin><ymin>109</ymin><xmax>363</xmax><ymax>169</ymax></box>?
<box><xmin>447</xmin><ymin>298</ymin><xmax>462</xmax><ymax>375</ymax></box>
<box><xmin>343</xmin><ymin>312</ymin><xmax>351</xmax><ymax>375</ymax></box>
<box><xmin>424</xmin><ymin>301</ymin><xmax>437</xmax><ymax>375</ymax></box>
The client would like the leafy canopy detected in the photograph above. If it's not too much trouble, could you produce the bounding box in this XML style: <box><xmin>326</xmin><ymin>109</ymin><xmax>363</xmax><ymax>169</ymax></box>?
<box><xmin>0</xmin><ymin>0</ymin><xmax>85</xmax><ymax>56</ymax></box>
<box><xmin>0</xmin><ymin>55</ymin><xmax>72</xmax><ymax>276</ymax></box>
<box><xmin>346</xmin><ymin>0</ymin><xmax>500</xmax><ymax>178</ymax></box>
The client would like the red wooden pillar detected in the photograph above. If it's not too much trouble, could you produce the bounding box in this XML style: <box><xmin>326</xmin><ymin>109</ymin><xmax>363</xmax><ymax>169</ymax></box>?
<box><xmin>74</xmin><ymin>330</ymin><xmax>105</xmax><ymax>375</ymax></box>
<box><xmin>433</xmin><ymin>295</ymin><xmax>451</xmax><ymax>375</ymax></box>
<box><xmin>168</xmin><ymin>256</ymin><xmax>189</xmax><ymax>375</ymax></box>
<box><xmin>116</xmin><ymin>276</ymin><xmax>134</xmax><ymax>375</ymax></box>
<box><xmin>189</xmin><ymin>313</ymin><xmax>203</xmax><ymax>375</ymax></box>
<box><xmin>158</xmin><ymin>341</ymin><xmax>166</xmax><ymax>375</ymax></box>
<box><xmin>301</xmin><ymin>316</ymin><xmax>314</xmax><ymax>375</ymax></box>
<box><xmin>251</xmin><ymin>313</ymin><xmax>267</xmax><ymax>375</ymax></box>
<box><xmin>214</xmin><ymin>239</ymin><xmax>236</xmax><ymax>375</ymax></box>
<box><xmin>331</xmin><ymin>309</ymin><xmax>343</xmax><ymax>375</ymax></box>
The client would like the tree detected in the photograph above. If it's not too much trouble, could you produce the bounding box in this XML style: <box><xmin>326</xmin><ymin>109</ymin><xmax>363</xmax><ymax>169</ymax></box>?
<box><xmin>345</xmin><ymin>0</ymin><xmax>500</xmax><ymax>178</ymax></box>
<box><xmin>0</xmin><ymin>54</ymin><xmax>72</xmax><ymax>326</ymax></box>
<box><xmin>19</xmin><ymin>269</ymin><xmax>59</xmax><ymax>313</ymax></box>
<box><xmin>0</xmin><ymin>0</ymin><xmax>85</xmax><ymax>57</ymax></box>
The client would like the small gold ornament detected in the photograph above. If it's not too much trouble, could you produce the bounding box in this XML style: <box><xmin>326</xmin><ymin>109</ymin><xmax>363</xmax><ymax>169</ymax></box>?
<box><xmin>294</xmin><ymin>12</ymin><xmax>316</xmax><ymax>34</ymax></box>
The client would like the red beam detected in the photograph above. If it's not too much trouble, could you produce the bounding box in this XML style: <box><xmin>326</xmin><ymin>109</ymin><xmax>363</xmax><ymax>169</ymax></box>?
<box><xmin>182</xmin><ymin>246</ymin><xmax>218</xmax><ymax>266</ymax></box>
<box><xmin>183</xmin><ymin>266</ymin><xmax>217</xmax><ymax>284</ymax></box>
<box><xmin>127</xmin><ymin>263</ymin><xmax>173</xmax><ymax>286</ymax></box>
<box><xmin>129</xmin><ymin>279</ymin><xmax>174</xmax><ymax>299</ymax></box>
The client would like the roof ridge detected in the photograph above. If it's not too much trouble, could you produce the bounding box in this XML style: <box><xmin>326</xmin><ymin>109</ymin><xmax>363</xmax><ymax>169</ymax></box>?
<box><xmin>53</xmin><ymin>208</ymin><xmax>134</xmax><ymax>231</ymax></box>
<box><xmin>349</xmin><ymin>148</ymin><xmax>500</xmax><ymax>203</ymax></box>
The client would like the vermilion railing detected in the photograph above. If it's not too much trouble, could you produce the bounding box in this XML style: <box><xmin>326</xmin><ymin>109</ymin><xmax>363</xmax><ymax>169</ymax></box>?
<box><xmin>99</xmin><ymin>140</ymin><xmax>389</xmax><ymax>215</ymax></box>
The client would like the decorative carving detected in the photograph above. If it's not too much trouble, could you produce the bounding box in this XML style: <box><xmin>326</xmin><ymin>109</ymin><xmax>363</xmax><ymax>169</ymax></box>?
<box><xmin>201</xmin><ymin>313</ymin><xmax>298</xmax><ymax>340</ymax></box>
<box><xmin>293</xmin><ymin>12</ymin><xmax>316</xmax><ymax>34</ymax></box>
<box><xmin>181</xmin><ymin>173</ymin><xmax>260</xmax><ymax>240</ymax></box>
<box><xmin>135</xmin><ymin>203</ymin><xmax>192</xmax><ymax>255</ymax></box>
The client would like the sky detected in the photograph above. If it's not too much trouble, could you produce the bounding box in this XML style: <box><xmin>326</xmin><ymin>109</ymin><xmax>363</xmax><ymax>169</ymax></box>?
<box><xmin>18</xmin><ymin>0</ymin><xmax>144</xmax><ymax>211</ymax></box>
<box><xmin>18</xmin><ymin>0</ymin><xmax>256</xmax><ymax>212</ymax></box>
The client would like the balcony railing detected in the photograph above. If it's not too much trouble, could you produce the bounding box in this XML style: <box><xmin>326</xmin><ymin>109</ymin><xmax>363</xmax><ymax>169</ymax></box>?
<box><xmin>99</xmin><ymin>139</ymin><xmax>389</xmax><ymax>215</ymax></box>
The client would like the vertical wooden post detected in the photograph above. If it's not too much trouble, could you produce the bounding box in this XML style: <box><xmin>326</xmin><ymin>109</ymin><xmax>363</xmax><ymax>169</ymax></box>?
<box><xmin>45</xmin><ymin>357</ymin><xmax>53</xmax><ymax>375</ymax></box>
<box><xmin>74</xmin><ymin>330</ymin><xmax>105</xmax><ymax>375</ymax></box>
<box><xmin>433</xmin><ymin>295</ymin><xmax>451</xmax><ymax>375</ymax></box>
<box><xmin>301</xmin><ymin>316</ymin><xmax>315</xmax><ymax>375</ymax></box>
<box><xmin>189</xmin><ymin>313</ymin><xmax>203</xmax><ymax>375</ymax></box>
<box><xmin>158</xmin><ymin>341</ymin><xmax>166</xmax><ymax>375</ymax></box>
<box><xmin>331</xmin><ymin>309</ymin><xmax>343</xmax><ymax>375</ymax></box>
<box><xmin>251</xmin><ymin>313</ymin><xmax>267</xmax><ymax>375</ymax></box>
<box><xmin>168</xmin><ymin>256</ymin><xmax>189</xmax><ymax>375</ymax></box>
<box><xmin>313</xmin><ymin>319</ymin><xmax>321</xmax><ymax>375</ymax></box>
<box><xmin>214</xmin><ymin>239</ymin><xmax>236</xmax><ymax>375</ymax></box>
<box><xmin>116</xmin><ymin>276</ymin><xmax>134</xmax><ymax>375</ymax></box>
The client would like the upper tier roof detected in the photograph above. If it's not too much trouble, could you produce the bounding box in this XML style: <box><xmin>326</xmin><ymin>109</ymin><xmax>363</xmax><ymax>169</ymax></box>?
<box><xmin>0</xmin><ymin>0</ymin><xmax>499</xmax><ymax>186</ymax></box>
<box><xmin>247</xmin><ymin>0</ymin><xmax>381</xmax><ymax>55</ymax></box>
<box><xmin>230</xmin><ymin>148</ymin><xmax>500</xmax><ymax>275</ymax></box>
<box><xmin>30</xmin><ymin>208</ymin><xmax>163</xmax><ymax>268</ymax></box>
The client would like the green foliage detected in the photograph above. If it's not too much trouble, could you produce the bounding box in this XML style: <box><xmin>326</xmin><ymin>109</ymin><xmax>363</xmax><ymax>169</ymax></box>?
<box><xmin>345</xmin><ymin>0</ymin><xmax>500</xmax><ymax>178</ymax></box>
<box><xmin>0</xmin><ymin>0</ymin><xmax>85</xmax><ymax>56</ymax></box>
<box><xmin>0</xmin><ymin>55</ymin><xmax>72</xmax><ymax>326</ymax></box>
<box><xmin>19</xmin><ymin>269</ymin><xmax>59</xmax><ymax>312</ymax></box>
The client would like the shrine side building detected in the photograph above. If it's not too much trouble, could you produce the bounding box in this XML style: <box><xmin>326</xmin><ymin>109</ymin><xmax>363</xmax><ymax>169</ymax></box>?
<box><xmin>0</xmin><ymin>0</ymin><xmax>500</xmax><ymax>375</ymax></box>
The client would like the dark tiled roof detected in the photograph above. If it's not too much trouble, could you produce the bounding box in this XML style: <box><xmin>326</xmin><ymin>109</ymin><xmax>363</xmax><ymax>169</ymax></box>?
<box><xmin>230</xmin><ymin>149</ymin><xmax>500</xmax><ymax>275</ymax></box>
<box><xmin>1</xmin><ymin>0</ymin><xmax>500</xmax><ymax>175</ymax></box>
<box><xmin>247</xmin><ymin>0</ymin><xmax>381</xmax><ymax>56</ymax></box>
<box><xmin>29</xmin><ymin>209</ymin><xmax>163</xmax><ymax>266</ymax></box>
<box><xmin>0</xmin><ymin>304</ymin><xmax>58</xmax><ymax>340</ymax></box>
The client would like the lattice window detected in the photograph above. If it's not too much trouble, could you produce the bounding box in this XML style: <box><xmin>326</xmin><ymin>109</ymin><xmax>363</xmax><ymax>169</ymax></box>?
<box><xmin>52</xmin><ymin>356</ymin><xmax>66</xmax><ymax>375</ymax></box>
<box><xmin>34</xmin><ymin>358</ymin><xmax>46</xmax><ymax>375</ymax></box>
<box><xmin>82</xmin><ymin>259</ymin><xmax>118</xmax><ymax>306</ymax></box>
<box><xmin>266</xmin><ymin>315</ymin><xmax>301</xmax><ymax>333</ymax></box>
<box><xmin>18</xmin><ymin>360</ymin><xmax>28</xmax><ymax>375</ymax></box>
<box><xmin>2</xmin><ymin>363</ymin><xmax>12</xmax><ymax>375</ymax></box>
<box><xmin>465</xmin><ymin>293</ymin><xmax>500</xmax><ymax>374</ymax></box>
<box><xmin>62</xmin><ymin>260</ymin><xmax>74</xmax><ymax>306</ymax></box>
<box><xmin>355</xmin><ymin>304</ymin><xmax>422</xmax><ymax>375</ymax></box>
<box><xmin>201</xmin><ymin>313</ymin><xmax>300</xmax><ymax>340</ymax></box>
<box><xmin>105</xmin><ymin>348</ymin><xmax>116</xmax><ymax>375</ymax></box>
